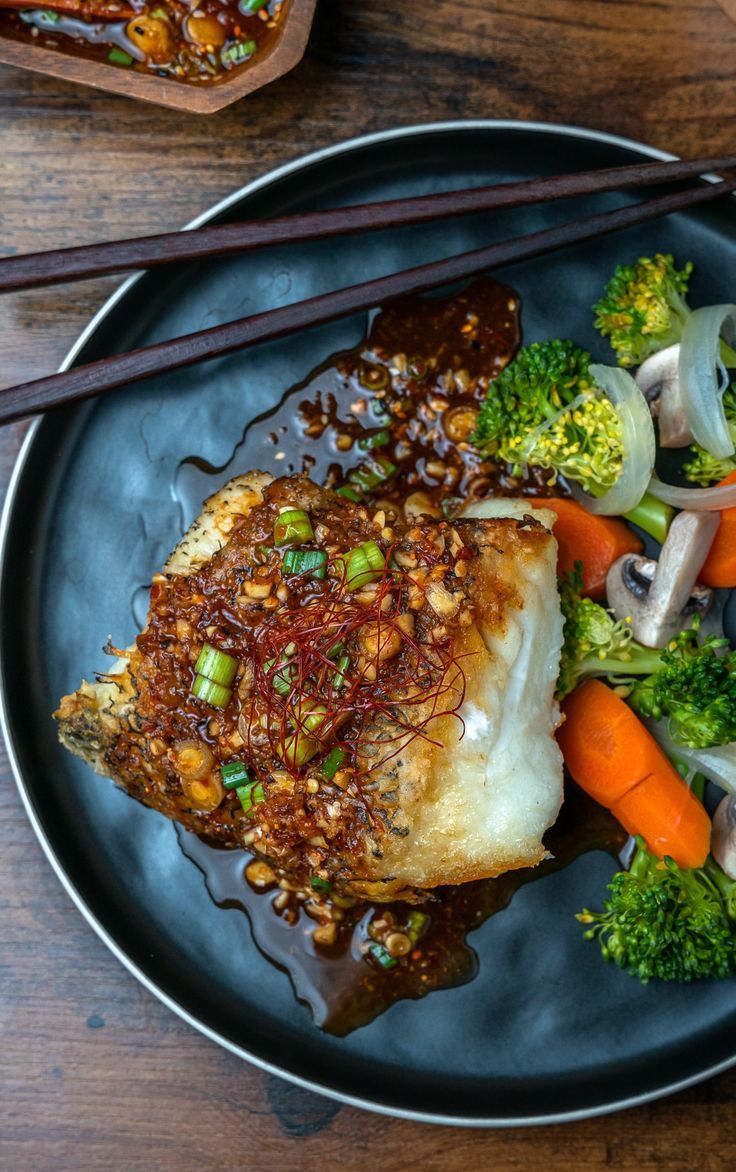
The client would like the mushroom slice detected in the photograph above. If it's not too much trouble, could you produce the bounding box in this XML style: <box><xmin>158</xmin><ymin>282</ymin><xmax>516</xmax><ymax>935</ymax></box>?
<box><xmin>712</xmin><ymin>794</ymin><xmax>736</xmax><ymax>881</ymax></box>
<box><xmin>635</xmin><ymin>344</ymin><xmax>694</xmax><ymax>448</ymax></box>
<box><xmin>606</xmin><ymin>509</ymin><xmax>720</xmax><ymax>647</ymax></box>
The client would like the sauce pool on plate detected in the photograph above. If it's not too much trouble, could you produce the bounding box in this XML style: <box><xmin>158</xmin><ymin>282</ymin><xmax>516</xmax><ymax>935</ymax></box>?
<box><xmin>165</xmin><ymin>277</ymin><xmax>622</xmax><ymax>1035</ymax></box>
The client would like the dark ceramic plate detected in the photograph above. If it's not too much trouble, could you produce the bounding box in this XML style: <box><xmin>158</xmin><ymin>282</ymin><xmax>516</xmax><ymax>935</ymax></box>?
<box><xmin>2</xmin><ymin>122</ymin><xmax>736</xmax><ymax>1126</ymax></box>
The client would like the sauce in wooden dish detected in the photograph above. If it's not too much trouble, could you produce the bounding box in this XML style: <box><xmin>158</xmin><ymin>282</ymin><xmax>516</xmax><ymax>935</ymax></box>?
<box><xmin>0</xmin><ymin>0</ymin><xmax>283</xmax><ymax>84</ymax></box>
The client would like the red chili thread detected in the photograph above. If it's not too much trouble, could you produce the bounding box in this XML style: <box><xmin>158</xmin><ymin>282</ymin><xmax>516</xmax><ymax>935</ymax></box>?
<box><xmin>243</xmin><ymin>552</ymin><xmax>469</xmax><ymax>783</ymax></box>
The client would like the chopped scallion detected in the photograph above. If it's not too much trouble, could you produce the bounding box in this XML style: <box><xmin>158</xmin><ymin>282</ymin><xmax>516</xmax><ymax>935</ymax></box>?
<box><xmin>280</xmin><ymin>732</ymin><xmax>320</xmax><ymax>768</ymax></box>
<box><xmin>336</xmin><ymin>540</ymin><xmax>386</xmax><ymax>590</ymax></box>
<box><xmin>40</xmin><ymin>8</ymin><xmax>60</xmax><ymax>20</ymax></box>
<box><xmin>296</xmin><ymin>702</ymin><xmax>328</xmax><ymax>735</ymax></box>
<box><xmin>222</xmin><ymin>38</ymin><xmax>257</xmax><ymax>64</ymax></box>
<box><xmin>358</xmin><ymin>364</ymin><xmax>390</xmax><ymax>391</ymax></box>
<box><xmin>108</xmin><ymin>47</ymin><xmax>134</xmax><ymax>65</ymax></box>
<box><xmin>406</xmin><ymin>910</ymin><xmax>429</xmax><ymax>945</ymax></box>
<box><xmin>358</xmin><ymin>429</ymin><xmax>391</xmax><ymax>451</ymax></box>
<box><xmin>282</xmin><ymin>548</ymin><xmax>327</xmax><ymax>579</ymax></box>
<box><xmin>194</xmin><ymin>642</ymin><xmax>239</xmax><ymax>687</ymax></box>
<box><xmin>310</xmin><ymin>876</ymin><xmax>332</xmax><ymax>894</ymax></box>
<box><xmin>368</xmin><ymin>941</ymin><xmax>398</xmax><ymax>970</ymax></box>
<box><xmin>332</xmin><ymin>654</ymin><xmax>350</xmax><ymax>690</ymax></box>
<box><xmin>348</xmin><ymin>455</ymin><xmax>397</xmax><ymax>492</ymax></box>
<box><xmin>236</xmin><ymin>779</ymin><xmax>266</xmax><ymax>815</ymax></box>
<box><xmin>264</xmin><ymin>656</ymin><xmax>293</xmax><ymax>697</ymax></box>
<box><xmin>191</xmin><ymin>674</ymin><xmax>232</xmax><ymax>708</ymax></box>
<box><xmin>320</xmin><ymin>747</ymin><xmax>346</xmax><ymax>780</ymax></box>
<box><xmin>238</xmin><ymin>0</ymin><xmax>268</xmax><ymax>11</ymax></box>
<box><xmin>274</xmin><ymin>508</ymin><xmax>314</xmax><ymax>548</ymax></box>
<box><xmin>335</xmin><ymin>486</ymin><xmax>362</xmax><ymax>502</ymax></box>
<box><xmin>221</xmin><ymin>761</ymin><xmax>253</xmax><ymax>789</ymax></box>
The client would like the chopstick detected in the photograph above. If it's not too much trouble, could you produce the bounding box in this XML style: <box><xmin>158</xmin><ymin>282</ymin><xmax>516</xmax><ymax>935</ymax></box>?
<box><xmin>2</xmin><ymin>175</ymin><xmax>735</xmax><ymax>429</ymax></box>
<box><xmin>2</xmin><ymin>153</ymin><xmax>736</xmax><ymax>293</ymax></box>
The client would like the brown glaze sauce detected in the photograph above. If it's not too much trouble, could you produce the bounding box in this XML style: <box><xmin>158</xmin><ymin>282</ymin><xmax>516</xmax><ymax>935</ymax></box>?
<box><xmin>175</xmin><ymin>277</ymin><xmax>555</xmax><ymax>524</ymax></box>
<box><xmin>171</xmin><ymin>277</ymin><xmax>615</xmax><ymax>1036</ymax></box>
<box><xmin>178</xmin><ymin>786</ymin><xmax>625</xmax><ymax>1035</ymax></box>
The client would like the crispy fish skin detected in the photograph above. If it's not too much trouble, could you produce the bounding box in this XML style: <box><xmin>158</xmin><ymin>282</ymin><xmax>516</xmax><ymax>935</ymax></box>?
<box><xmin>55</xmin><ymin>478</ymin><xmax>564</xmax><ymax>898</ymax></box>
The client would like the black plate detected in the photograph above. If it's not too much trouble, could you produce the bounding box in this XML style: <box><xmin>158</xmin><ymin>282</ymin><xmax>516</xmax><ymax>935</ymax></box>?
<box><xmin>3</xmin><ymin>122</ymin><xmax>736</xmax><ymax>1126</ymax></box>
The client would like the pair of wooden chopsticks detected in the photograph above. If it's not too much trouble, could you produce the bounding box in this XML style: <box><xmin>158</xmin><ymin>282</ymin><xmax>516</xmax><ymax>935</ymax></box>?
<box><xmin>2</xmin><ymin>153</ymin><xmax>736</xmax><ymax>427</ymax></box>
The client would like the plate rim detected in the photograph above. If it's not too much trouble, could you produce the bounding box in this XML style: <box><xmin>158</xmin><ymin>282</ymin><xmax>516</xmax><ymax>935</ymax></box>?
<box><xmin>3</xmin><ymin>118</ymin><xmax>735</xmax><ymax>1128</ymax></box>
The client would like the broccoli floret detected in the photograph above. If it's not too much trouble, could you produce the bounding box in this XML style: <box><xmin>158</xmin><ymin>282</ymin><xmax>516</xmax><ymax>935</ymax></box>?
<box><xmin>627</xmin><ymin>626</ymin><xmax>736</xmax><ymax>749</ymax></box>
<box><xmin>684</xmin><ymin>384</ymin><xmax>736</xmax><ymax>485</ymax></box>
<box><xmin>472</xmin><ymin>339</ymin><xmax>623</xmax><ymax>494</ymax></box>
<box><xmin>578</xmin><ymin>839</ymin><xmax>736</xmax><ymax>983</ymax></box>
<box><xmin>593</xmin><ymin>253</ymin><xmax>693</xmax><ymax>368</ymax></box>
<box><xmin>556</xmin><ymin>566</ymin><xmax>663</xmax><ymax>699</ymax></box>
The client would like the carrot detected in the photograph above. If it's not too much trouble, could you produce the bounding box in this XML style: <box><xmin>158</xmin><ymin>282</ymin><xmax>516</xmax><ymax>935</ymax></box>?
<box><xmin>699</xmin><ymin>470</ymin><xmax>736</xmax><ymax>588</ymax></box>
<box><xmin>546</xmin><ymin>497</ymin><xmax>643</xmax><ymax>599</ymax></box>
<box><xmin>557</xmin><ymin>678</ymin><xmax>711</xmax><ymax>869</ymax></box>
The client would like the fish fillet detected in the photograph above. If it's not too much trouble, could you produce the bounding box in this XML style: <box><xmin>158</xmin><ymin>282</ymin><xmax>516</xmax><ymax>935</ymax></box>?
<box><xmin>55</xmin><ymin>476</ymin><xmax>564</xmax><ymax>900</ymax></box>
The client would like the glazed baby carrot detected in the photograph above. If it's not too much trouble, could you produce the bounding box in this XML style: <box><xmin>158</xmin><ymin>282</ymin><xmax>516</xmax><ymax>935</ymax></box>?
<box><xmin>699</xmin><ymin>470</ymin><xmax>736</xmax><ymax>588</ymax></box>
<box><xmin>547</xmin><ymin>497</ymin><xmax>643</xmax><ymax>598</ymax></box>
<box><xmin>558</xmin><ymin>678</ymin><xmax>711</xmax><ymax>869</ymax></box>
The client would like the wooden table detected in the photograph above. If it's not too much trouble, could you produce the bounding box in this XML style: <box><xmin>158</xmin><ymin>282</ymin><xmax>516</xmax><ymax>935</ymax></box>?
<box><xmin>3</xmin><ymin>2</ymin><xmax>736</xmax><ymax>1166</ymax></box>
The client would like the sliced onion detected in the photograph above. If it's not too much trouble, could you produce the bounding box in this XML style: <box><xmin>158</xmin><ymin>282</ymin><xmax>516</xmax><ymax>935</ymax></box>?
<box><xmin>645</xmin><ymin>718</ymin><xmax>736</xmax><ymax>795</ymax></box>
<box><xmin>679</xmin><ymin>305</ymin><xmax>736</xmax><ymax>460</ymax></box>
<box><xmin>648</xmin><ymin>473</ymin><xmax>736</xmax><ymax>511</ymax></box>
<box><xmin>568</xmin><ymin>364</ymin><xmax>655</xmax><ymax>516</ymax></box>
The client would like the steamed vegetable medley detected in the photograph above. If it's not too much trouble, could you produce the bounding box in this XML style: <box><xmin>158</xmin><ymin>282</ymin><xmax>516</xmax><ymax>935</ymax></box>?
<box><xmin>472</xmin><ymin>253</ymin><xmax>736</xmax><ymax>984</ymax></box>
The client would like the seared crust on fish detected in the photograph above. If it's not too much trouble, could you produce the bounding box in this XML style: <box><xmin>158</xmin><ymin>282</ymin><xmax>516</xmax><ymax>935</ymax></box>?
<box><xmin>55</xmin><ymin>475</ymin><xmax>564</xmax><ymax>900</ymax></box>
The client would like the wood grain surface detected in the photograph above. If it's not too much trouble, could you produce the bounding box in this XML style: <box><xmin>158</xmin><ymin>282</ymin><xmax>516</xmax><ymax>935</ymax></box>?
<box><xmin>2</xmin><ymin>2</ymin><xmax>736</xmax><ymax>1167</ymax></box>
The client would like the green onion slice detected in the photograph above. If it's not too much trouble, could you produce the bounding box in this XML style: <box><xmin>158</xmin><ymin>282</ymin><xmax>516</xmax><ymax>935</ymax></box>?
<box><xmin>222</xmin><ymin>38</ymin><xmax>257</xmax><ymax>63</ymax></box>
<box><xmin>236</xmin><ymin>779</ymin><xmax>266</xmax><ymax>815</ymax></box>
<box><xmin>348</xmin><ymin>456</ymin><xmax>397</xmax><ymax>492</ymax></box>
<box><xmin>221</xmin><ymin>761</ymin><xmax>253</xmax><ymax>789</ymax></box>
<box><xmin>282</xmin><ymin>548</ymin><xmax>327</xmax><ymax>579</ymax></box>
<box><xmin>40</xmin><ymin>8</ymin><xmax>60</xmax><ymax>20</ymax></box>
<box><xmin>358</xmin><ymin>363</ymin><xmax>390</xmax><ymax>391</ymax></box>
<box><xmin>238</xmin><ymin>0</ymin><xmax>268</xmax><ymax>11</ymax></box>
<box><xmin>332</xmin><ymin>654</ymin><xmax>350</xmax><ymax>690</ymax></box>
<box><xmin>295</xmin><ymin>702</ymin><xmax>328</xmax><ymax>735</ymax></box>
<box><xmin>336</xmin><ymin>540</ymin><xmax>386</xmax><ymax>590</ymax></box>
<box><xmin>278</xmin><ymin>701</ymin><xmax>329</xmax><ymax>769</ymax></box>
<box><xmin>108</xmin><ymin>47</ymin><xmax>134</xmax><ymax>65</ymax></box>
<box><xmin>194</xmin><ymin>642</ymin><xmax>239</xmax><ymax>687</ymax></box>
<box><xmin>310</xmin><ymin>876</ymin><xmax>332</xmax><ymax>894</ymax></box>
<box><xmin>335</xmin><ymin>486</ymin><xmax>362</xmax><ymax>502</ymax></box>
<box><xmin>264</xmin><ymin>656</ymin><xmax>293</xmax><ymax>697</ymax></box>
<box><xmin>320</xmin><ymin>747</ymin><xmax>346</xmax><ymax>780</ymax></box>
<box><xmin>368</xmin><ymin>941</ymin><xmax>398</xmax><ymax>970</ymax></box>
<box><xmin>191</xmin><ymin>674</ymin><xmax>232</xmax><ymax>708</ymax></box>
<box><xmin>406</xmin><ymin>910</ymin><xmax>429</xmax><ymax>945</ymax></box>
<box><xmin>274</xmin><ymin>508</ymin><xmax>314</xmax><ymax>548</ymax></box>
<box><xmin>279</xmin><ymin>732</ymin><xmax>320</xmax><ymax>769</ymax></box>
<box><xmin>358</xmin><ymin>429</ymin><xmax>391</xmax><ymax>451</ymax></box>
